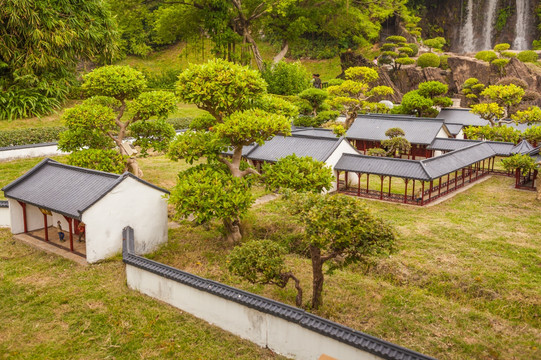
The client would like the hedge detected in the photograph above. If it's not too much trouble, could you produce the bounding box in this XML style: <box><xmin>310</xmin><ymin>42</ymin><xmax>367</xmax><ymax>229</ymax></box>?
<box><xmin>417</xmin><ymin>53</ymin><xmax>440</xmax><ymax>68</ymax></box>
<box><xmin>0</xmin><ymin>117</ymin><xmax>193</xmax><ymax>148</ymax></box>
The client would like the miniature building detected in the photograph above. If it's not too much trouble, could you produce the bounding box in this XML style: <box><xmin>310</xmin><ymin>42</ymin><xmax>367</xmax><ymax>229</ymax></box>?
<box><xmin>2</xmin><ymin>158</ymin><xmax>169</xmax><ymax>263</ymax></box>
<box><xmin>345</xmin><ymin>114</ymin><xmax>451</xmax><ymax>159</ymax></box>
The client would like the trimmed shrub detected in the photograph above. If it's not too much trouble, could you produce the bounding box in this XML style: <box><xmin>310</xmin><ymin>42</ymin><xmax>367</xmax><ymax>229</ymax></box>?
<box><xmin>494</xmin><ymin>43</ymin><xmax>510</xmax><ymax>53</ymax></box>
<box><xmin>0</xmin><ymin>126</ymin><xmax>66</xmax><ymax>147</ymax></box>
<box><xmin>475</xmin><ymin>50</ymin><xmax>498</xmax><ymax>63</ymax></box>
<box><xmin>417</xmin><ymin>53</ymin><xmax>440</xmax><ymax>68</ymax></box>
<box><xmin>166</xmin><ymin>117</ymin><xmax>193</xmax><ymax>130</ymax></box>
<box><xmin>261</xmin><ymin>61</ymin><xmax>311</xmax><ymax>96</ymax></box>
<box><xmin>517</xmin><ymin>50</ymin><xmax>539</xmax><ymax>63</ymax></box>
<box><xmin>315</xmin><ymin>110</ymin><xmax>340</xmax><ymax>124</ymax></box>
<box><xmin>439</xmin><ymin>55</ymin><xmax>449</xmax><ymax>70</ymax></box>
<box><xmin>326</xmin><ymin>79</ymin><xmax>344</xmax><ymax>86</ymax></box>
<box><xmin>293</xmin><ymin>115</ymin><xmax>319</xmax><ymax>127</ymax></box>
<box><xmin>407</xmin><ymin>43</ymin><xmax>419</xmax><ymax>56</ymax></box>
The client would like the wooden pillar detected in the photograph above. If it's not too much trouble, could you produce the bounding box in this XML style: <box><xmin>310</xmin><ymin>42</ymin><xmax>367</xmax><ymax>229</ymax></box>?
<box><xmin>43</xmin><ymin>213</ymin><xmax>48</xmax><ymax>242</ymax></box>
<box><xmin>446</xmin><ymin>174</ymin><xmax>450</xmax><ymax>193</ymax></box>
<box><xmin>470</xmin><ymin>166</ymin><xmax>473</xmax><ymax>182</ymax></box>
<box><xmin>475</xmin><ymin>162</ymin><xmax>479</xmax><ymax>179</ymax></box>
<box><xmin>380</xmin><ymin>176</ymin><xmax>384</xmax><ymax>200</ymax></box>
<box><xmin>388</xmin><ymin>177</ymin><xmax>392</xmax><ymax>196</ymax></box>
<box><xmin>428</xmin><ymin>180</ymin><xmax>433</xmax><ymax>201</ymax></box>
<box><xmin>461</xmin><ymin>169</ymin><xmax>465</xmax><ymax>187</ymax></box>
<box><xmin>420</xmin><ymin>182</ymin><xmax>425</xmax><ymax>206</ymax></box>
<box><xmin>64</xmin><ymin>216</ymin><xmax>74</xmax><ymax>252</ymax></box>
<box><xmin>404</xmin><ymin>179</ymin><xmax>409</xmax><ymax>204</ymax></box>
<box><xmin>345</xmin><ymin>171</ymin><xmax>348</xmax><ymax>191</ymax></box>
<box><xmin>492</xmin><ymin>156</ymin><xmax>495</xmax><ymax>171</ymax></box>
<box><xmin>18</xmin><ymin>201</ymin><xmax>27</xmax><ymax>233</ymax></box>
<box><xmin>357</xmin><ymin>173</ymin><xmax>361</xmax><ymax>196</ymax></box>
<box><xmin>515</xmin><ymin>169</ymin><xmax>520</xmax><ymax>188</ymax></box>
<box><xmin>533</xmin><ymin>170</ymin><xmax>538</xmax><ymax>189</ymax></box>
<box><xmin>366</xmin><ymin>174</ymin><xmax>370</xmax><ymax>194</ymax></box>
<box><xmin>336</xmin><ymin>171</ymin><xmax>340</xmax><ymax>191</ymax></box>
<box><xmin>438</xmin><ymin>178</ymin><xmax>442</xmax><ymax>196</ymax></box>
<box><xmin>411</xmin><ymin>180</ymin><xmax>415</xmax><ymax>201</ymax></box>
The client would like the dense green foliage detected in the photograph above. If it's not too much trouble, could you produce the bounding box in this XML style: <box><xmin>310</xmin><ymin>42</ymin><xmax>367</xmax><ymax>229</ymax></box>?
<box><xmin>381</xmin><ymin>127</ymin><xmax>411</xmax><ymax>157</ymax></box>
<box><xmin>262</xmin><ymin>155</ymin><xmax>333</xmax><ymax>193</ymax></box>
<box><xmin>501</xmin><ymin>154</ymin><xmax>539</xmax><ymax>176</ymax></box>
<box><xmin>394</xmin><ymin>81</ymin><xmax>451</xmax><ymax>117</ymax></box>
<box><xmin>0</xmin><ymin>0</ymin><xmax>118</xmax><ymax>120</ymax></box>
<box><xmin>290</xmin><ymin>193</ymin><xmax>395</xmax><ymax>309</ymax></box>
<box><xmin>327</xmin><ymin>66</ymin><xmax>393</xmax><ymax>128</ymax></box>
<box><xmin>67</xmin><ymin>149</ymin><xmax>128</xmax><ymax>174</ymax></box>
<box><xmin>463</xmin><ymin>125</ymin><xmax>521</xmax><ymax>143</ymax></box>
<box><xmin>416</xmin><ymin>52</ymin><xmax>440</xmax><ymax>68</ymax></box>
<box><xmin>59</xmin><ymin>65</ymin><xmax>176</xmax><ymax>174</ymax></box>
<box><xmin>461</xmin><ymin>78</ymin><xmax>485</xmax><ymax>105</ymax></box>
<box><xmin>298</xmin><ymin>88</ymin><xmax>328</xmax><ymax>116</ymax></box>
<box><xmin>0</xmin><ymin>127</ymin><xmax>66</xmax><ymax>147</ymax></box>
<box><xmin>170</xmin><ymin>59</ymin><xmax>299</xmax><ymax>241</ymax></box>
<box><xmin>261</xmin><ymin>62</ymin><xmax>310</xmax><ymax>96</ymax></box>
<box><xmin>475</xmin><ymin>50</ymin><xmax>498</xmax><ymax>63</ymax></box>
<box><xmin>378</xmin><ymin>35</ymin><xmax>416</xmax><ymax>71</ymax></box>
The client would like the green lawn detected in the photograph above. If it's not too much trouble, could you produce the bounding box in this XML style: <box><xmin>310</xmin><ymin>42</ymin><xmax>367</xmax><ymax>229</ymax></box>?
<box><xmin>0</xmin><ymin>228</ymin><xmax>285</xmax><ymax>359</ymax></box>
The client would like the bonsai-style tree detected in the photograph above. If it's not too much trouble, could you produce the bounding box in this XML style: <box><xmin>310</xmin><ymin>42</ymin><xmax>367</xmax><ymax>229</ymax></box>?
<box><xmin>378</xmin><ymin>35</ymin><xmax>416</xmax><ymax>71</ymax></box>
<box><xmin>58</xmin><ymin>65</ymin><xmax>177</xmax><ymax>176</ymax></box>
<box><xmin>298</xmin><ymin>88</ymin><xmax>328</xmax><ymax>117</ymax></box>
<box><xmin>476</xmin><ymin>43</ymin><xmax>515</xmax><ymax>77</ymax></box>
<box><xmin>394</xmin><ymin>81</ymin><xmax>452</xmax><ymax>117</ymax></box>
<box><xmin>228</xmin><ymin>240</ymin><xmax>303</xmax><ymax>307</ymax></box>
<box><xmin>523</xmin><ymin>126</ymin><xmax>541</xmax><ymax>146</ymax></box>
<box><xmin>461</xmin><ymin>78</ymin><xmax>486</xmax><ymax>106</ymax></box>
<box><xmin>290</xmin><ymin>193</ymin><xmax>395</xmax><ymax>309</ymax></box>
<box><xmin>423</xmin><ymin>37</ymin><xmax>446</xmax><ymax>52</ymax></box>
<box><xmin>169</xmin><ymin>59</ymin><xmax>299</xmax><ymax>242</ymax></box>
<box><xmin>327</xmin><ymin>66</ymin><xmax>394</xmax><ymax>129</ymax></box>
<box><xmin>501</xmin><ymin>154</ymin><xmax>540</xmax><ymax>200</ymax></box>
<box><xmin>463</xmin><ymin>124</ymin><xmax>521</xmax><ymax>143</ymax></box>
<box><xmin>381</xmin><ymin>128</ymin><xmax>411</xmax><ymax>157</ymax></box>
<box><xmin>471</xmin><ymin>84</ymin><xmax>541</xmax><ymax>127</ymax></box>
<box><xmin>262</xmin><ymin>155</ymin><xmax>333</xmax><ymax>194</ymax></box>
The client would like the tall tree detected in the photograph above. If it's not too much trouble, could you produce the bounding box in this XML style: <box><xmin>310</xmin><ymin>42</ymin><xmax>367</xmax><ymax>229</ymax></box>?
<box><xmin>0</xmin><ymin>0</ymin><xmax>118</xmax><ymax>120</ymax></box>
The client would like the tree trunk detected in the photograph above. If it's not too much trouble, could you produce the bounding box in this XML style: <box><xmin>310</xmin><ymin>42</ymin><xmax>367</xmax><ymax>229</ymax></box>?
<box><xmin>223</xmin><ymin>217</ymin><xmax>242</xmax><ymax>243</ymax></box>
<box><xmin>345</xmin><ymin>111</ymin><xmax>357</xmax><ymax>130</ymax></box>
<box><xmin>272</xmin><ymin>41</ymin><xmax>289</xmax><ymax>64</ymax></box>
<box><xmin>310</xmin><ymin>245</ymin><xmax>325</xmax><ymax>310</ymax></box>
<box><xmin>244</xmin><ymin>30</ymin><xmax>264</xmax><ymax>71</ymax></box>
<box><xmin>127</xmin><ymin>157</ymin><xmax>143</xmax><ymax>178</ymax></box>
<box><xmin>283</xmin><ymin>272</ymin><xmax>303</xmax><ymax>307</ymax></box>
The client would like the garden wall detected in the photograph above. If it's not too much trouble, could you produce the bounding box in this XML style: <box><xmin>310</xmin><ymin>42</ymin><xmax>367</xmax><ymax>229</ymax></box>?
<box><xmin>0</xmin><ymin>143</ymin><xmax>66</xmax><ymax>161</ymax></box>
<box><xmin>0</xmin><ymin>201</ymin><xmax>10</xmax><ymax>227</ymax></box>
<box><xmin>122</xmin><ymin>227</ymin><xmax>435</xmax><ymax>360</ymax></box>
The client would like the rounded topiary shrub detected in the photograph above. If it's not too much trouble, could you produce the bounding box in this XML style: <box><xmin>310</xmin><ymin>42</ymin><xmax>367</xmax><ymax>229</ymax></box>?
<box><xmin>475</xmin><ymin>50</ymin><xmax>498</xmax><ymax>63</ymax></box>
<box><xmin>517</xmin><ymin>50</ymin><xmax>539</xmax><ymax>63</ymax></box>
<box><xmin>407</xmin><ymin>43</ymin><xmax>419</xmax><ymax>57</ymax></box>
<box><xmin>417</xmin><ymin>53</ymin><xmax>441</xmax><ymax>68</ymax></box>
<box><xmin>261</xmin><ymin>61</ymin><xmax>311</xmax><ymax>96</ymax></box>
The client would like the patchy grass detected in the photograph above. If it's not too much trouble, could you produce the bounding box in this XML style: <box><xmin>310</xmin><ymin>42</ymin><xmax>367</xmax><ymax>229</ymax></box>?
<box><xmin>0</xmin><ymin>228</ymin><xmax>285</xmax><ymax>359</ymax></box>
<box><xmin>150</xmin><ymin>176</ymin><xmax>541</xmax><ymax>360</ymax></box>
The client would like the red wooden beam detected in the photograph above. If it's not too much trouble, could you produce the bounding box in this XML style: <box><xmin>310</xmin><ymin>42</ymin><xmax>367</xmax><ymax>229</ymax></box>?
<box><xmin>64</xmin><ymin>216</ymin><xmax>74</xmax><ymax>252</ymax></box>
<box><xmin>411</xmin><ymin>180</ymin><xmax>415</xmax><ymax>201</ymax></box>
<box><xmin>420</xmin><ymin>182</ymin><xmax>425</xmax><ymax>206</ymax></box>
<box><xmin>380</xmin><ymin>176</ymin><xmax>384</xmax><ymax>200</ymax></box>
<box><xmin>388</xmin><ymin>177</ymin><xmax>392</xmax><ymax>196</ymax></box>
<box><xmin>438</xmin><ymin>178</ymin><xmax>442</xmax><ymax>196</ymax></box>
<box><xmin>404</xmin><ymin>179</ymin><xmax>408</xmax><ymax>204</ymax></box>
<box><xmin>357</xmin><ymin>173</ymin><xmax>361</xmax><ymax>196</ymax></box>
<box><xmin>366</xmin><ymin>174</ymin><xmax>370</xmax><ymax>194</ymax></box>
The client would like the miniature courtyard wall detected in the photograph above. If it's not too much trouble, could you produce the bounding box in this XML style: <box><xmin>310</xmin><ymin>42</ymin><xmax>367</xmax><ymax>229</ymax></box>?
<box><xmin>8</xmin><ymin>200</ymin><xmax>46</xmax><ymax>233</ymax></box>
<box><xmin>0</xmin><ymin>201</ymin><xmax>10</xmax><ymax>227</ymax></box>
<box><xmin>82</xmin><ymin>176</ymin><xmax>168</xmax><ymax>263</ymax></box>
<box><xmin>123</xmin><ymin>227</ymin><xmax>435</xmax><ymax>360</ymax></box>
<box><xmin>325</xmin><ymin>139</ymin><xmax>360</xmax><ymax>191</ymax></box>
<box><xmin>0</xmin><ymin>143</ymin><xmax>66</xmax><ymax>161</ymax></box>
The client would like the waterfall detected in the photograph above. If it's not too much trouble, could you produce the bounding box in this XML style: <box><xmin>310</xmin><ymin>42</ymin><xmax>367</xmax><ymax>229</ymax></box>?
<box><xmin>482</xmin><ymin>0</ymin><xmax>498</xmax><ymax>50</ymax></box>
<box><xmin>513</xmin><ymin>0</ymin><xmax>529</xmax><ymax>50</ymax></box>
<box><xmin>461</xmin><ymin>0</ymin><xmax>475</xmax><ymax>53</ymax></box>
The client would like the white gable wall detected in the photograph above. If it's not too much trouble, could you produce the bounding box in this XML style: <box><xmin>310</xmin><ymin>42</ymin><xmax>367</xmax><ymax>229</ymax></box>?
<box><xmin>82</xmin><ymin>177</ymin><xmax>168</xmax><ymax>263</ymax></box>
<box><xmin>456</xmin><ymin>129</ymin><xmax>465</xmax><ymax>139</ymax></box>
<box><xmin>0</xmin><ymin>206</ymin><xmax>10</xmax><ymax>228</ymax></box>
<box><xmin>436</xmin><ymin>127</ymin><xmax>450</xmax><ymax>139</ymax></box>
<box><xmin>325</xmin><ymin>139</ymin><xmax>360</xmax><ymax>191</ymax></box>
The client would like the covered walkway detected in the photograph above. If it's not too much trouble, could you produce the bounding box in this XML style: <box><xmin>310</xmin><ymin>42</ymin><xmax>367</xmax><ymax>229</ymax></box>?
<box><xmin>335</xmin><ymin>142</ymin><xmax>500</xmax><ymax>206</ymax></box>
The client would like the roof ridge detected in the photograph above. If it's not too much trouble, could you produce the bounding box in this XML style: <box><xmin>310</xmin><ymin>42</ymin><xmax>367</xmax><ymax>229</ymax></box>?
<box><xmin>289</xmin><ymin>133</ymin><xmax>338</xmax><ymax>141</ymax></box>
<box><xmin>422</xmin><ymin>142</ymin><xmax>490</xmax><ymax>164</ymax></box>
<box><xmin>47</xmin><ymin>161</ymin><xmax>121</xmax><ymax>179</ymax></box>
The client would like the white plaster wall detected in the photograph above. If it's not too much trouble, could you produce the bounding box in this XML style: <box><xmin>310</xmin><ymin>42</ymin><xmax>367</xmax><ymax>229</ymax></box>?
<box><xmin>436</xmin><ymin>127</ymin><xmax>450</xmax><ymax>139</ymax></box>
<box><xmin>9</xmin><ymin>201</ymin><xmax>51</xmax><ymax>234</ymax></box>
<box><xmin>325</xmin><ymin>139</ymin><xmax>361</xmax><ymax>191</ymax></box>
<box><xmin>126</xmin><ymin>264</ymin><xmax>381</xmax><ymax>360</ymax></box>
<box><xmin>0</xmin><ymin>207</ymin><xmax>10</xmax><ymax>227</ymax></box>
<box><xmin>82</xmin><ymin>177</ymin><xmax>168</xmax><ymax>263</ymax></box>
<box><xmin>456</xmin><ymin>129</ymin><xmax>465</xmax><ymax>139</ymax></box>
<box><xmin>434</xmin><ymin>150</ymin><xmax>443</xmax><ymax>157</ymax></box>
<box><xmin>0</xmin><ymin>145</ymin><xmax>67</xmax><ymax>161</ymax></box>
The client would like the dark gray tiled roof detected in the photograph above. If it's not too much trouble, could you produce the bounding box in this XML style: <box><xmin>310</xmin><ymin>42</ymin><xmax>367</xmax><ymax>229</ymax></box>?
<box><xmin>428</xmin><ymin>138</ymin><xmax>516</xmax><ymax>156</ymax></box>
<box><xmin>2</xmin><ymin>158</ymin><xmax>168</xmax><ymax>219</ymax></box>
<box><xmin>346</xmin><ymin>116</ymin><xmax>446</xmax><ymax>145</ymax></box>
<box><xmin>444</xmin><ymin>123</ymin><xmax>464</xmax><ymax>135</ymax></box>
<box><xmin>438</xmin><ymin>108</ymin><xmax>488</xmax><ymax>126</ymax></box>
<box><xmin>336</xmin><ymin>143</ymin><xmax>498</xmax><ymax>180</ymax></box>
<box><xmin>245</xmin><ymin>134</ymin><xmax>345</xmax><ymax>163</ymax></box>
<box><xmin>223</xmin><ymin>144</ymin><xmax>258</xmax><ymax>157</ymax></box>
<box><xmin>421</xmin><ymin>143</ymin><xmax>496</xmax><ymax>179</ymax></box>
<box><xmin>0</xmin><ymin>200</ymin><xmax>8</xmax><ymax>208</ymax></box>
<box><xmin>510</xmin><ymin>140</ymin><xmax>534</xmax><ymax>154</ymax></box>
<box><xmin>291</xmin><ymin>127</ymin><xmax>338</xmax><ymax>138</ymax></box>
<box><xmin>0</xmin><ymin>142</ymin><xmax>58</xmax><ymax>152</ymax></box>
<box><xmin>528</xmin><ymin>147</ymin><xmax>541</xmax><ymax>162</ymax></box>
<box><xmin>122</xmin><ymin>227</ymin><xmax>436</xmax><ymax>360</ymax></box>
<box><xmin>335</xmin><ymin>154</ymin><xmax>430</xmax><ymax>181</ymax></box>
